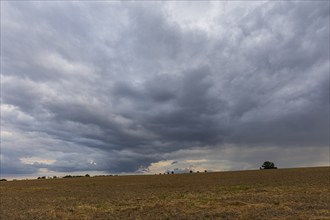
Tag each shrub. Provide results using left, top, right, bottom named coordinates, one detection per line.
left=63, top=175, right=72, bottom=178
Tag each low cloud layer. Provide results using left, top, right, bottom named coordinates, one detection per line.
left=1, top=1, right=329, bottom=177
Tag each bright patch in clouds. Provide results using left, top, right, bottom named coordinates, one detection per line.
left=20, top=157, right=56, bottom=165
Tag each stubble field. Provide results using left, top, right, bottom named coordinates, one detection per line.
left=0, top=167, right=329, bottom=219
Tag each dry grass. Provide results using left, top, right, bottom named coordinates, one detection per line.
left=1, top=167, right=329, bottom=219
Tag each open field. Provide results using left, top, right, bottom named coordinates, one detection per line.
left=0, top=167, right=329, bottom=219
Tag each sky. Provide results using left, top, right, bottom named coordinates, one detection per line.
left=1, top=1, right=329, bottom=178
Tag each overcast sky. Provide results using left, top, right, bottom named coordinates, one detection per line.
left=1, top=1, right=329, bottom=178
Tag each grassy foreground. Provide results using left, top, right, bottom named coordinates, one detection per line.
left=0, top=167, right=329, bottom=219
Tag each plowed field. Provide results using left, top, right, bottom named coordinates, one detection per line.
left=1, top=167, right=329, bottom=219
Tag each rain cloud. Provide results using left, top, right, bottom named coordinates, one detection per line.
left=1, top=1, right=329, bottom=177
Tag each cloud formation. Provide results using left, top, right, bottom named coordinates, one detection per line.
left=1, top=1, right=329, bottom=177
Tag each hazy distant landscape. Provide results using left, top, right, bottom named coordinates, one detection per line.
left=1, top=167, right=329, bottom=219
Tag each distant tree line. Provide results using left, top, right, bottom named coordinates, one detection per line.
left=35, top=174, right=117, bottom=180
left=37, top=174, right=91, bottom=179
left=158, top=170, right=208, bottom=175
left=63, top=174, right=90, bottom=178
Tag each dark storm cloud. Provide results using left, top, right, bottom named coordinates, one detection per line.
left=1, top=1, right=329, bottom=176
left=142, top=67, right=228, bottom=145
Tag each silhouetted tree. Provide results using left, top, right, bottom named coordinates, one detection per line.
left=260, top=161, right=277, bottom=169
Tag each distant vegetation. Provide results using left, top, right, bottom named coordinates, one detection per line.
left=36, top=174, right=92, bottom=179
left=34, top=174, right=115, bottom=180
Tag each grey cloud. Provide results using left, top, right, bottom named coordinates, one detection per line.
left=1, top=1, right=328, bottom=176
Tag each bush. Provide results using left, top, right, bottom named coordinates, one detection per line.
left=63, top=175, right=73, bottom=178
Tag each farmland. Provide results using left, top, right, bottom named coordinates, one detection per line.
left=0, top=167, right=329, bottom=219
